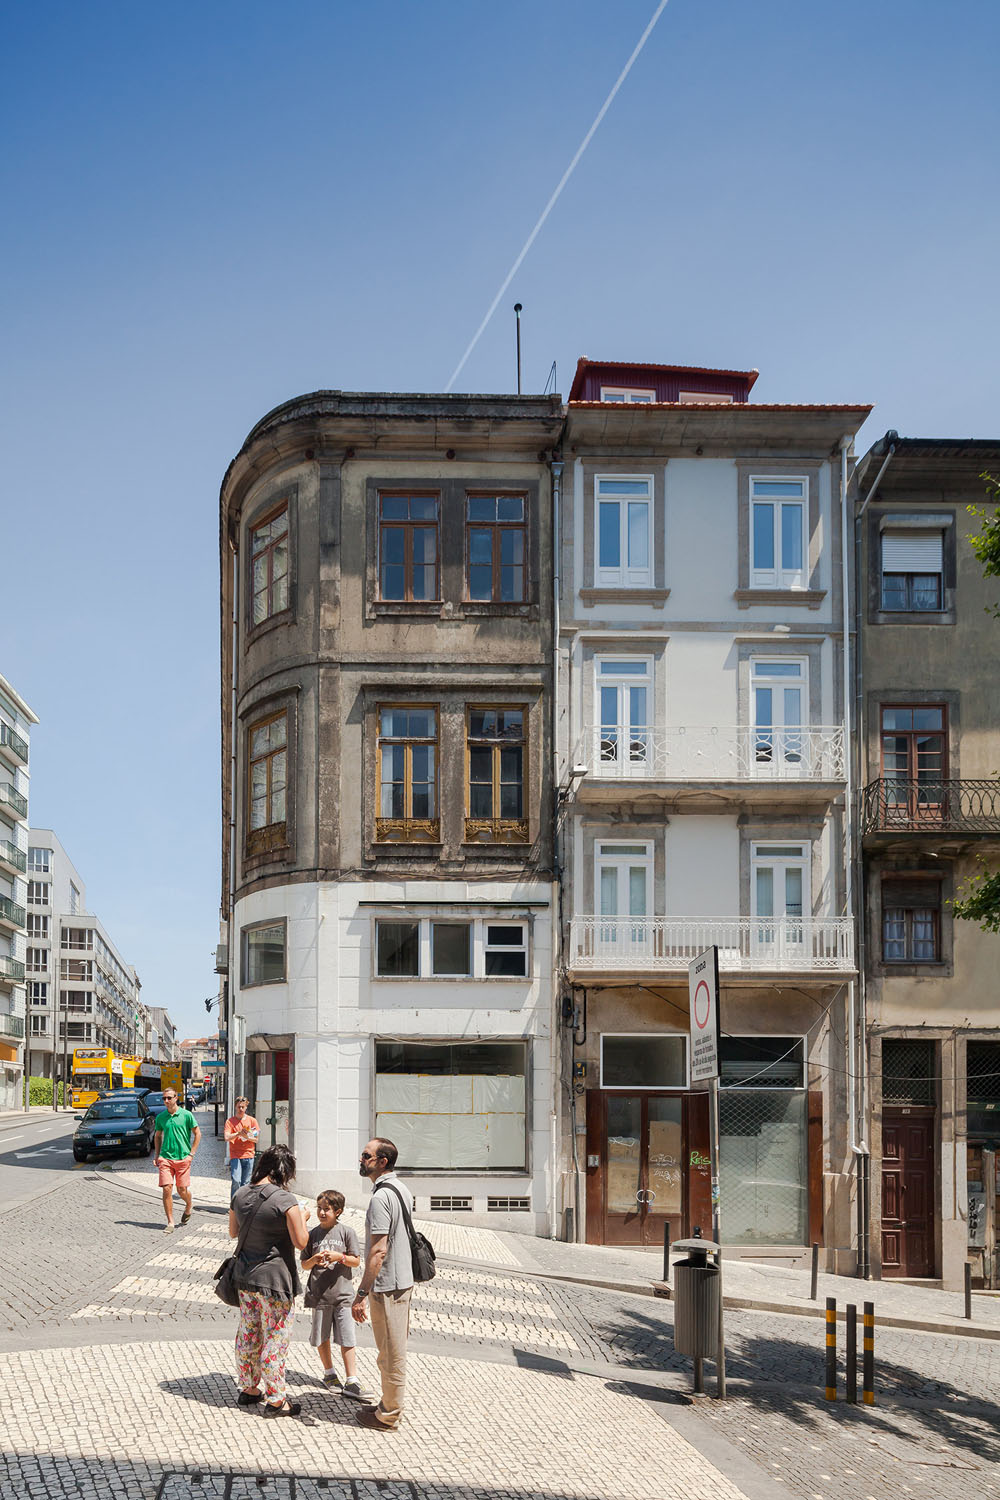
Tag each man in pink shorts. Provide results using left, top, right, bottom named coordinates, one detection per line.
left=154, top=1088, right=201, bottom=1233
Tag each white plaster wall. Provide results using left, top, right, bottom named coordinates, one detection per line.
left=664, top=817, right=740, bottom=916
left=665, top=634, right=737, bottom=728
left=665, top=458, right=737, bottom=620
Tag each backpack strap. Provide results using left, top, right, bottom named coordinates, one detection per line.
left=373, top=1180, right=417, bottom=1249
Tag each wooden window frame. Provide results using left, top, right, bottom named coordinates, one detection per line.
left=246, top=710, right=288, bottom=856
left=376, top=704, right=440, bottom=843
left=465, top=705, right=528, bottom=844
left=249, top=502, right=290, bottom=627
left=377, top=492, right=441, bottom=603
left=464, top=493, right=528, bottom=604
left=881, top=896, right=941, bottom=965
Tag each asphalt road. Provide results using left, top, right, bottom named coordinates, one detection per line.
left=0, top=1108, right=81, bottom=1209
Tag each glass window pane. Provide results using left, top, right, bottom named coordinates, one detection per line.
left=377, top=922, right=419, bottom=977
left=600, top=685, right=619, bottom=726
left=469, top=529, right=492, bottom=565
left=753, top=661, right=802, bottom=677
left=408, top=711, right=435, bottom=739
left=781, top=504, right=803, bottom=571
left=602, top=1035, right=686, bottom=1088
left=272, top=540, right=288, bottom=581
left=381, top=564, right=405, bottom=599
left=881, top=575, right=907, bottom=609
left=784, top=868, right=803, bottom=917
left=913, top=709, right=944, bottom=730
left=755, top=687, right=772, bottom=727
left=629, top=867, right=647, bottom=917
left=599, top=502, right=621, bottom=568
left=497, top=496, right=524, bottom=521
left=412, top=528, right=436, bottom=564
left=627, top=502, right=648, bottom=570
left=485, top=949, right=527, bottom=976
left=500, top=529, right=524, bottom=565
left=380, top=496, right=409, bottom=520
left=409, top=496, right=438, bottom=520
left=469, top=564, right=492, bottom=600
left=600, top=660, right=648, bottom=676
left=753, top=503, right=774, bottom=569
left=598, top=480, right=650, bottom=496
left=487, top=925, right=523, bottom=946
left=600, top=867, right=618, bottom=916
left=648, top=1098, right=684, bottom=1214
left=606, top=1096, right=642, bottom=1211
left=468, top=496, right=496, bottom=522
left=432, top=923, right=471, bottom=976
left=752, top=480, right=805, bottom=497
left=755, top=868, right=774, bottom=917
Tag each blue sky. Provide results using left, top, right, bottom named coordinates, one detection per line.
left=2, top=0, right=997, bottom=1040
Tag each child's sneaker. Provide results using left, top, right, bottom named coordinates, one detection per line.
left=341, top=1378, right=377, bottom=1404
left=321, top=1369, right=342, bottom=1390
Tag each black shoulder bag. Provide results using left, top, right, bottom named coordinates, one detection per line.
left=374, top=1181, right=436, bottom=1283
left=214, top=1184, right=274, bottom=1306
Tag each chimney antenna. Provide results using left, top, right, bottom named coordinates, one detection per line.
left=514, top=303, right=523, bottom=394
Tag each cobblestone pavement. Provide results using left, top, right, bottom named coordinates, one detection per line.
left=5, top=1163, right=1000, bottom=1500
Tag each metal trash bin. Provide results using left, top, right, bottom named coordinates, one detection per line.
left=671, top=1237, right=721, bottom=1359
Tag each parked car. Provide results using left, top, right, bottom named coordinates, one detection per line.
left=73, top=1098, right=155, bottom=1161
left=141, top=1091, right=167, bottom=1117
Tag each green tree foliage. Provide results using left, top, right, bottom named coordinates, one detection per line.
left=27, top=1076, right=66, bottom=1106
left=952, top=472, right=1000, bottom=931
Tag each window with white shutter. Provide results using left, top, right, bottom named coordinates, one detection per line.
left=881, top=530, right=943, bottom=611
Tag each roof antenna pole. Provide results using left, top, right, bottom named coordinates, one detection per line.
left=514, top=303, right=523, bottom=395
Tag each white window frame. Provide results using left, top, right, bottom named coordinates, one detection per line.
left=373, top=917, right=531, bottom=980
left=241, top=920, right=287, bottom=987
left=750, top=477, right=807, bottom=590
left=599, top=1032, right=689, bottom=1089
left=27, top=848, right=50, bottom=873
left=30, top=1015, right=49, bottom=1036
left=751, top=657, right=808, bottom=774
left=599, top=386, right=656, bottom=403
left=595, top=474, right=654, bottom=589
left=595, top=841, right=654, bottom=918
left=595, top=656, right=654, bottom=775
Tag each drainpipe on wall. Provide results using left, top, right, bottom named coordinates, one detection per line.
left=852, top=432, right=896, bottom=1279
left=550, top=458, right=572, bottom=1240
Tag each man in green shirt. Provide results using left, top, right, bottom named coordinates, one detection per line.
left=154, top=1088, right=201, bottom=1233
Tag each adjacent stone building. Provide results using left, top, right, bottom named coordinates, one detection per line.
left=220, top=391, right=564, bottom=1223
left=856, top=435, right=1000, bottom=1289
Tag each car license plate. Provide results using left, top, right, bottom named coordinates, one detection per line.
left=104, top=1137, right=122, bottom=1145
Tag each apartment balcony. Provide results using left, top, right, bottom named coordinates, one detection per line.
left=0, top=1011, right=25, bottom=1041
left=567, top=915, right=854, bottom=979
left=0, top=723, right=28, bottom=768
left=0, top=955, right=25, bottom=982
left=862, top=780, right=1000, bottom=843
left=0, top=783, right=28, bottom=824
left=571, top=724, right=845, bottom=810
left=0, top=839, right=26, bottom=878
left=0, top=895, right=26, bottom=933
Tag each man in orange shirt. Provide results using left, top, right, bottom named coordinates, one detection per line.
left=224, top=1095, right=260, bottom=1200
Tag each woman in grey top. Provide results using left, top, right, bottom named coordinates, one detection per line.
left=229, top=1144, right=309, bottom=1416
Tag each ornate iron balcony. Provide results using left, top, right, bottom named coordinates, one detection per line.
left=568, top=916, right=854, bottom=972
left=862, top=779, right=1000, bottom=835
left=574, top=724, right=845, bottom=782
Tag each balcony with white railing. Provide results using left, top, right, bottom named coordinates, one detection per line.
left=571, top=724, right=845, bottom=808
left=567, top=915, right=854, bottom=976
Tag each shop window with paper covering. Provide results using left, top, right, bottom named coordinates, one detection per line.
left=719, top=1036, right=807, bottom=1245
left=375, top=1040, right=526, bottom=1171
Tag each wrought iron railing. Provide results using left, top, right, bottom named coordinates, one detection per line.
left=574, top=724, right=845, bottom=782
left=0, top=839, right=26, bottom=873
left=0, top=722, right=28, bottom=764
left=568, top=916, right=854, bottom=972
left=862, top=779, right=1000, bottom=835
left=0, top=955, right=25, bottom=982
left=0, top=895, right=26, bottom=929
left=0, top=783, right=28, bottom=820
left=0, top=1011, right=25, bottom=1040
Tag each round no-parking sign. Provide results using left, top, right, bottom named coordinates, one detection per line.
left=688, top=947, right=720, bottom=1081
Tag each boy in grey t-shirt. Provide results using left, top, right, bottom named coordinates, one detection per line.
left=300, top=1190, right=374, bottom=1401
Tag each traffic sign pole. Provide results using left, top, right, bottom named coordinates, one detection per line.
left=689, top=945, right=726, bottom=1398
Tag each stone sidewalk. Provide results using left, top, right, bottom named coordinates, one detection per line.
left=107, top=1112, right=1000, bottom=1341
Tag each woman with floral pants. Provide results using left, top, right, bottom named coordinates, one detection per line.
left=229, top=1144, right=309, bottom=1416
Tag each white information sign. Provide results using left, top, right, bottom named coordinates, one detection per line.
left=688, top=946, right=720, bottom=1082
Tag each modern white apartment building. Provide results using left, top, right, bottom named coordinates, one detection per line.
left=24, top=830, right=144, bottom=1083
left=0, top=672, right=37, bottom=1110
left=556, top=359, right=871, bottom=1268
left=147, top=1006, right=178, bottom=1062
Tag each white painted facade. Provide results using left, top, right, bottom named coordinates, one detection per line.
left=0, top=671, right=36, bottom=1111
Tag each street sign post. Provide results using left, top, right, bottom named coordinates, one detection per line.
left=688, top=945, right=726, bottom=1397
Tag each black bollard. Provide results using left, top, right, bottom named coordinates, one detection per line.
left=825, top=1297, right=837, bottom=1401
left=811, top=1242, right=819, bottom=1300
left=662, top=1222, right=671, bottom=1285
left=845, top=1304, right=857, bottom=1404
left=965, top=1261, right=973, bottom=1320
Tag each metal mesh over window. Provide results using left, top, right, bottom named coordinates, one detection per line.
left=881, top=1038, right=935, bottom=1105
left=719, top=1090, right=807, bottom=1246
left=968, top=1042, right=1000, bottom=1104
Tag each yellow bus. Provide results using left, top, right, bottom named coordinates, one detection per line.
left=70, top=1048, right=140, bottom=1109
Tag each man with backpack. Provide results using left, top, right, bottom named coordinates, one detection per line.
left=352, top=1136, right=414, bottom=1431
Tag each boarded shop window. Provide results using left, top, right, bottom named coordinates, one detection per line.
left=600, top=1034, right=686, bottom=1089
left=375, top=1040, right=526, bottom=1171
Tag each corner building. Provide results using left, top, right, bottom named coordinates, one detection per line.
left=557, top=359, right=871, bottom=1267
left=221, top=392, right=563, bottom=1228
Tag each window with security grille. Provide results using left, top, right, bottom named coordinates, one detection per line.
left=719, top=1089, right=807, bottom=1245
left=881, top=1038, right=935, bottom=1105
left=968, top=1041, right=1000, bottom=1139
left=720, top=1037, right=804, bottom=1089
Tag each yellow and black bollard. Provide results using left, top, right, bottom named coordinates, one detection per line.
left=825, top=1296, right=837, bottom=1400
left=862, top=1300, right=875, bottom=1405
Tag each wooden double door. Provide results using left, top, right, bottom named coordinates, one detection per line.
left=586, top=1091, right=711, bottom=1246
left=881, top=1109, right=935, bottom=1277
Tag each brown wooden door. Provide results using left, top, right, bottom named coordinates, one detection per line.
left=881, top=1110, right=935, bottom=1277
left=599, top=1093, right=685, bottom=1246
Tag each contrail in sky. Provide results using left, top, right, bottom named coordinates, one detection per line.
left=445, top=0, right=670, bottom=393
